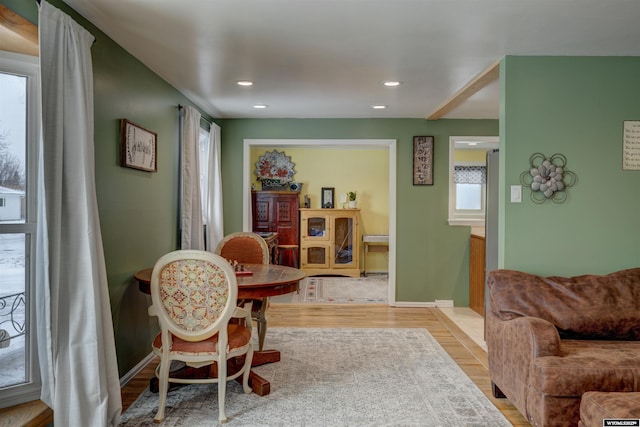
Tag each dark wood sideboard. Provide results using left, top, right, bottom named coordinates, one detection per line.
left=251, top=191, right=300, bottom=267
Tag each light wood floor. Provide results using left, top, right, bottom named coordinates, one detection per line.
left=121, top=304, right=530, bottom=426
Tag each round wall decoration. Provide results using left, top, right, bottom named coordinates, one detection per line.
left=254, top=150, right=296, bottom=190
left=519, top=153, right=576, bottom=204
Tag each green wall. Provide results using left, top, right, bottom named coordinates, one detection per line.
left=3, top=0, right=499, bottom=378
left=500, top=56, right=640, bottom=276
left=220, top=119, right=498, bottom=302
left=2, top=0, right=214, bottom=376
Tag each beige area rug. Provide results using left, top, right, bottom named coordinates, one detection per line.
left=119, top=328, right=511, bottom=426
left=291, top=275, right=388, bottom=303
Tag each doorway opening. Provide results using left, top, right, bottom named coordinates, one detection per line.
left=242, top=139, right=397, bottom=305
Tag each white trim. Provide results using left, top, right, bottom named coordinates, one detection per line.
left=393, top=301, right=437, bottom=308
left=447, top=218, right=485, bottom=227
left=0, top=50, right=41, bottom=410
left=393, top=299, right=454, bottom=308
left=448, top=136, right=498, bottom=227
left=435, top=299, right=455, bottom=307
left=243, top=139, right=397, bottom=305
left=119, top=352, right=156, bottom=387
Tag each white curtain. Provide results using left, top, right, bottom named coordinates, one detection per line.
left=204, top=123, right=224, bottom=250
left=180, top=105, right=204, bottom=249
left=36, top=2, right=121, bottom=426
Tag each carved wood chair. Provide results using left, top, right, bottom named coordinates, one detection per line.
left=215, top=232, right=271, bottom=351
left=148, top=250, right=254, bottom=423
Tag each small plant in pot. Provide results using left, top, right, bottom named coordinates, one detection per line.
left=347, top=191, right=357, bottom=208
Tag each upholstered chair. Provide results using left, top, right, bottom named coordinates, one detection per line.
left=215, top=232, right=271, bottom=351
left=148, top=250, right=254, bottom=423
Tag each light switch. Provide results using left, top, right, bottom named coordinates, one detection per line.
left=510, top=185, right=522, bottom=203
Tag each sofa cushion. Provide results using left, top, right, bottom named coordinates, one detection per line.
left=529, top=340, right=640, bottom=396
left=580, top=391, right=640, bottom=427
left=488, top=268, right=640, bottom=339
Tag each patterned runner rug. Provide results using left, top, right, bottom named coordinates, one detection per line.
left=291, top=275, right=388, bottom=303
left=119, top=328, right=510, bottom=426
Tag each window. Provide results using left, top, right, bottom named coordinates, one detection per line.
left=198, top=126, right=210, bottom=244
left=448, top=136, right=498, bottom=227
left=0, top=51, right=41, bottom=408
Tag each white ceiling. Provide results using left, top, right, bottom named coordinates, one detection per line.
left=64, top=0, right=640, bottom=120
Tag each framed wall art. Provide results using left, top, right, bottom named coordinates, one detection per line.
left=413, top=136, right=434, bottom=185
left=120, top=119, right=157, bottom=172
left=321, top=187, right=335, bottom=208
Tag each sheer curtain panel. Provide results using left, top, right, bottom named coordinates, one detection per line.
left=204, top=123, right=224, bottom=251
left=181, top=105, right=204, bottom=249
left=37, top=2, right=121, bottom=425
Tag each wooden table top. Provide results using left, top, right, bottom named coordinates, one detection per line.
left=134, top=263, right=305, bottom=299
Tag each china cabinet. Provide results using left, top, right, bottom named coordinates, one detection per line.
left=251, top=191, right=299, bottom=266
left=299, top=208, right=360, bottom=277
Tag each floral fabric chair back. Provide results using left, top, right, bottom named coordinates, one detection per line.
left=156, top=256, right=234, bottom=339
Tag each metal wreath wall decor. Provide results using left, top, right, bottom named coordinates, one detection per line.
left=519, top=153, right=577, bottom=204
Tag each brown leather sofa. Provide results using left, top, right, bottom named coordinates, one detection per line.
left=486, top=268, right=640, bottom=427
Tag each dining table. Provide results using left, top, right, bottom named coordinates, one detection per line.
left=134, top=262, right=305, bottom=396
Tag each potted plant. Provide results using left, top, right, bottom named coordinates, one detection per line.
left=347, top=191, right=357, bottom=208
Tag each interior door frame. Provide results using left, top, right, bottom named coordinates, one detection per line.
left=243, top=139, right=397, bottom=305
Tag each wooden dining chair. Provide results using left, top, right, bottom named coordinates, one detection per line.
left=148, top=250, right=254, bottom=424
left=215, top=232, right=271, bottom=351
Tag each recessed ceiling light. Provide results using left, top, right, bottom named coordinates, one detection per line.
left=253, top=104, right=268, bottom=109
left=384, top=81, right=401, bottom=87
left=372, top=105, right=387, bottom=110
left=237, top=80, right=253, bottom=86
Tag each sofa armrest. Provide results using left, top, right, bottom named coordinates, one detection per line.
left=487, top=309, right=561, bottom=417
left=513, top=316, right=562, bottom=358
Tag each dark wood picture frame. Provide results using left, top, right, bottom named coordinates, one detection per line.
left=321, top=187, right=335, bottom=208
left=120, top=119, right=158, bottom=172
left=413, top=136, right=434, bottom=185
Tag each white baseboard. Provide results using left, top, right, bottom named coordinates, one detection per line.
left=435, top=299, right=454, bottom=307
left=120, top=352, right=156, bottom=387
left=393, top=301, right=435, bottom=307
left=392, top=299, right=454, bottom=308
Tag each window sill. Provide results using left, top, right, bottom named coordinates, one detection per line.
left=0, top=400, right=52, bottom=427
left=447, top=218, right=485, bottom=227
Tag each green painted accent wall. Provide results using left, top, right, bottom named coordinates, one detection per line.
left=500, top=56, right=640, bottom=276
left=220, top=119, right=498, bottom=303
left=3, top=0, right=499, bottom=379
left=2, top=0, right=214, bottom=376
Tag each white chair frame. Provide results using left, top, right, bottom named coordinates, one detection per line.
left=148, top=250, right=254, bottom=423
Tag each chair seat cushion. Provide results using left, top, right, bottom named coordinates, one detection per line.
left=153, top=324, right=252, bottom=355
left=530, top=340, right=640, bottom=396
left=580, top=391, right=640, bottom=427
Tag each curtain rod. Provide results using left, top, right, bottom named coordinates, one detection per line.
left=178, top=104, right=212, bottom=126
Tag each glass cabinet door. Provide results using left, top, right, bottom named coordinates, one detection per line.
left=304, top=245, right=329, bottom=268
left=305, top=216, right=328, bottom=239
left=333, top=216, right=354, bottom=265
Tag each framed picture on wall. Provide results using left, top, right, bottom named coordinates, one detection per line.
left=120, top=119, right=157, bottom=172
left=413, top=136, right=434, bottom=185
left=321, top=187, right=335, bottom=208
